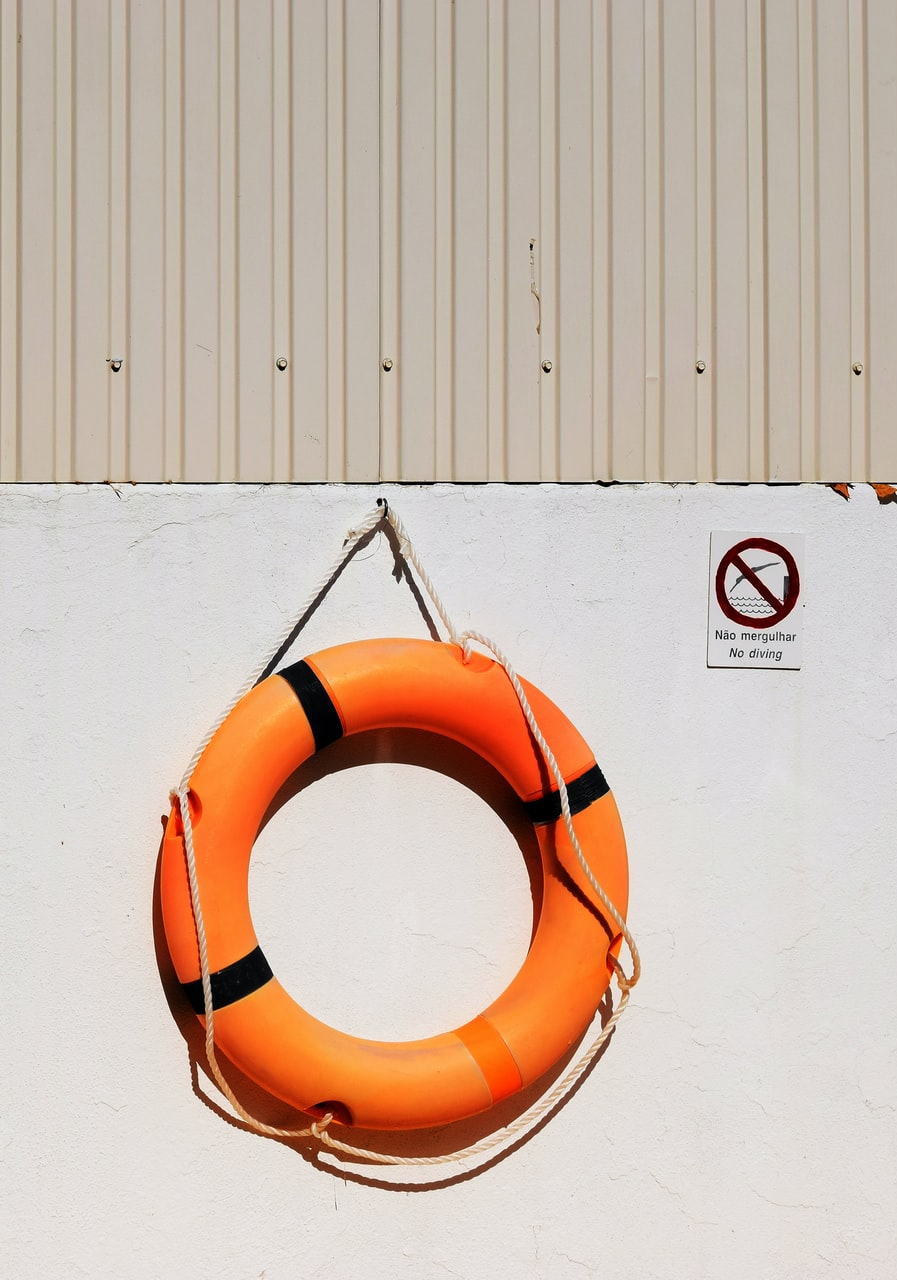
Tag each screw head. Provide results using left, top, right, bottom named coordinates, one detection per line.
left=695, top=360, right=706, bottom=374
left=852, top=362, right=863, bottom=376
left=275, top=357, right=288, bottom=371
left=541, top=359, right=552, bottom=373
left=108, top=358, right=123, bottom=373
left=381, top=358, right=394, bottom=372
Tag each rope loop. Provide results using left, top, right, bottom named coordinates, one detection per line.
left=174, top=501, right=639, bottom=1167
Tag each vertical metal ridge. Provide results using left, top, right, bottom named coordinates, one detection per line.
left=586, top=0, right=597, bottom=481
left=105, top=0, right=114, bottom=476
left=14, top=0, right=23, bottom=481
left=655, top=0, right=666, bottom=483
left=538, top=0, right=558, bottom=481
left=643, top=0, right=662, bottom=481
left=747, top=0, right=768, bottom=480
left=592, top=0, right=611, bottom=480
left=232, top=0, right=241, bottom=478
left=486, top=0, right=507, bottom=479
left=55, top=0, right=74, bottom=481
left=797, top=0, right=818, bottom=480
left=816, top=0, right=852, bottom=481
left=435, top=0, right=454, bottom=479
left=391, top=0, right=440, bottom=481
left=557, top=0, right=597, bottom=480
left=162, top=0, right=184, bottom=478
left=53, top=0, right=60, bottom=476
left=18, top=2, right=53, bottom=478
left=694, top=0, right=712, bottom=479
left=342, top=0, right=379, bottom=481
left=217, top=0, right=224, bottom=480
left=123, top=0, right=131, bottom=477
left=660, top=0, right=697, bottom=481
left=707, top=0, right=718, bottom=479
left=504, top=0, right=540, bottom=480
left=452, top=0, right=486, bottom=479
left=177, top=0, right=187, bottom=479
left=290, top=1, right=329, bottom=480
left=847, top=0, right=869, bottom=478
left=128, top=0, right=163, bottom=479
left=269, top=0, right=278, bottom=480
left=763, top=0, right=800, bottom=481
left=70, top=0, right=113, bottom=479
left=605, top=0, right=615, bottom=478
left=325, top=0, right=346, bottom=479
left=339, top=0, right=349, bottom=480
left=109, top=0, right=129, bottom=479
left=15, top=0, right=21, bottom=480
left=609, top=0, right=647, bottom=478
left=218, top=0, right=237, bottom=481
left=379, top=0, right=399, bottom=482
left=104, top=0, right=110, bottom=476
left=273, top=0, right=292, bottom=479
left=865, top=0, right=897, bottom=478
left=715, top=0, right=749, bottom=481
left=233, top=0, right=275, bottom=480
left=0, top=0, right=19, bottom=478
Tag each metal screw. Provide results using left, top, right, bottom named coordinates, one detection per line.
left=108, top=358, right=123, bottom=373
left=695, top=360, right=706, bottom=374
left=541, top=360, right=553, bottom=373
left=852, top=362, right=863, bottom=376
left=382, top=358, right=394, bottom=372
left=275, top=357, right=288, bottom=371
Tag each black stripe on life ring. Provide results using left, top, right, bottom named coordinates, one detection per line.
left=278, top=659, right=344, bottom=750
left=525, top=763, right=610, bottom=826
left=181, top=945, right=274, bottom=1014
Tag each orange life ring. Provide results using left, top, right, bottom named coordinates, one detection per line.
left=161, top=637, right=629, bottom=1131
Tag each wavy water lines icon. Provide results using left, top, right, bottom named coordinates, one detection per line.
left=727, top=560, right=791, bottom=617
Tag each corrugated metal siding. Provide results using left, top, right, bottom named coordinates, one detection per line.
left=1, top=0, right=895, bottom=482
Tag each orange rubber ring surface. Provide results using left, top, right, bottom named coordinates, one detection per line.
left=161, top=638, right=629, bottom=1131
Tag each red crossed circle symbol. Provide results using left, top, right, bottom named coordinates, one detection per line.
left=715, top=538, right=800, bottom=629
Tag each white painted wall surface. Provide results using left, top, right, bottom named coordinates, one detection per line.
left=1, top=482, right=894, bottom=1278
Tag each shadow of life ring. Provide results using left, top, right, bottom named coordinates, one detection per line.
left=160, top=637, right=629, bottom=1132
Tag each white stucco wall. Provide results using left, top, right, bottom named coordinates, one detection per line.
left=1, top=482, right=894, bottom=1279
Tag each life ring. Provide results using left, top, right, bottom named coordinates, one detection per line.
left=161, top=637, right=628, bottom=1131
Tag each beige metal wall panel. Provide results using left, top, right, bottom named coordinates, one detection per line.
left=1, top=0, right=896, bottom=481
left=1, top=0, right=379, bottom=482
left=381, top=0, right=896, bottom=482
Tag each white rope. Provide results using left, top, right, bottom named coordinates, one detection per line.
left=453, top=629, right=639, bottom=989
left=174, top=500, right=639, bottom=1166
left=175, top=778, right=333, bottom=1143
left=178, top=502, right=386, bottom=785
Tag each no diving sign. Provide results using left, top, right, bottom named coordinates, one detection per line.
left=708, top=532, right=804, bottom=669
